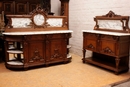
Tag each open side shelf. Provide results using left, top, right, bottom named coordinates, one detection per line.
left=7, top=50, right=23, bottom=54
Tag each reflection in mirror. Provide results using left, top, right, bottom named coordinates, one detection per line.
left=98, top=20, right=123, bottom=30
left=51, top=0, right=61, bottom=16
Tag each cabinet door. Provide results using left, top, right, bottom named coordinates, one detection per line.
left=45, top=34, right=67, bottom=63
left=83, top=32, right=99, bottom=52
left=23, top=35, right=45, bottom=66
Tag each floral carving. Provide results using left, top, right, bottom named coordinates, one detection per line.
left=29, top=49, right=44, bottom=62
left=102, top=47, right=114, bottom=55
left=87, top=44, right=95, bottom=50
left=51, top=49, right=62, bottom=59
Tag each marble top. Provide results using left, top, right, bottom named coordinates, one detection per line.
left=82, top=30, right=130, bottom=36
left=3, top=30, right=73, bottom=35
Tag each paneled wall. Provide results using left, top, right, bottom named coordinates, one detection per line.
left=0, top=0, right=51, bottom=15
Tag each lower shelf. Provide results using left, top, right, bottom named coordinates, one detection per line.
left=83, top=57, right=129, bottom=74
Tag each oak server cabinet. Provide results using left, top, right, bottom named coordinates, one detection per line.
left=4, top=32, right=72, bottom=69
left=82, top=11, right=130, bottom=74
left=3, top=3, right=72, bottom=70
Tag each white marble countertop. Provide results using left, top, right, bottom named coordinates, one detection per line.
left=82, top=30, right=130, bottom=36
left=3, top=30, right=73, bottom=35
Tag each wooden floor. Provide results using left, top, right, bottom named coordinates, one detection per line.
left=0, top=53, right=130, bottom=87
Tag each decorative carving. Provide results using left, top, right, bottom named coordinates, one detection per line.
left=102, top=47, right=114, bottom=54
left=29, top=48, right=44, bottom=62
left=103, top=11, right=120, bottom=17
left=51, top=49, right=63, bottom=59
left=0, top=11, right=5, bottom=32
left=86, top=44, right=95, bottom=50
left=61, top=3, right=65, bottom=16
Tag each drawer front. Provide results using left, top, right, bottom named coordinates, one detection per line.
left=84, top=32, right=98, bottom=39
left=46, top=33, right=71, bottom=39
left=24, top=35, right=45, bottom=41
left=100, top=35, right=119, bottom=41
left=83, top=33, right=99, bottom=51
left=84, top=39, right=97, bottom=51
left=100, top=40, right=116, bottom=56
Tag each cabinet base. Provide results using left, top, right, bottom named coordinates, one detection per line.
left=5, top=57, right=72, bottom=70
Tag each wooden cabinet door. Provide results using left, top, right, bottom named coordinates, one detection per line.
left=45, top=34, right=67, bottom=63
left=23, top=35, right=45, bottom=66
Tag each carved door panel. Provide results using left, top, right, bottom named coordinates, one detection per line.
left=23, top=35, right=45, bottom=66
left=45, top=34, right=67, bottom=63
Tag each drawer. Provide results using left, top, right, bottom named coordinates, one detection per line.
left=84, top=32, right=99, bottom=39
left=100, top=35, right=119, bottom=41
left=83, top=33, right=99, bottom=51
left=24, top=35, right=45, bottom=41
left=46, top=33, right=70, bottom=39
left=100, top=40, right=116, bottom=56
left=84, top=39, right=97, bottom=51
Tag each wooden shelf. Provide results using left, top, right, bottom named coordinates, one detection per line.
left=7, top=60, right=23, bottom=65
left=7, top=50, right=23, bottom=54
left=84, top=57, right=128, bottom=73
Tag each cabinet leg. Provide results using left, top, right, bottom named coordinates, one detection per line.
left=82, top=49, right=86, bottom=63
left=115, top=57, right=120, bottom=74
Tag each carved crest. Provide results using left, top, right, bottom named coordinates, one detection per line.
left=103, top=10, right=120, bottom=17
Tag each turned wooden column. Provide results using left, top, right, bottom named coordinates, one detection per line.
left=60, top=0, right=69, bottom=28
